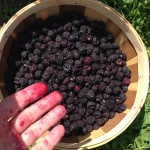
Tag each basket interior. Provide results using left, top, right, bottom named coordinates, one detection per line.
left=0, top=4, right=138, bottom=144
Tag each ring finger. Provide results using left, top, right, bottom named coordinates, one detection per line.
left=20, top=105, right=66, bottom=148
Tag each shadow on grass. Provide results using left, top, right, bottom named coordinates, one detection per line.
left=0, top=0, right=33, bottom=26
left=93, top=105, right=145, bottom=150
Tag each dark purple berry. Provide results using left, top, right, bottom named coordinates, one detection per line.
left=106, top=100, right=115, bottom=110
left=93, top=123, right=100, bottom=130
left=66, top=97, right=74, bottom=104
left=62, top=31, right=70, bottom=39
left=120, top=53, right=127, bottom=60
left=60, top=39, right=67, bottom=47
left=35, top=70, right=42, bottom=79
left=116, top=59, right=123, bottom=66
left=122, top=86, right=128, bottom=93
left=20, top=78, right=28, bottom=86
left=92, top=36, right=99, bottom=46
left=76, top=76, right=83, bottom=85
left=117, top=104, right=127, bottom=113
left=86, top=90, right=95, bottom=100
left=53, top=83, right=59, bottom=90
left=63, top=63, right=72, bottom=73
left=25, top=43, right=32, bottom=51
left=47, top=30, right=56, bottom=37
left=99, top=82, right=106, bottom=91
left=59, top=85, right=67, bottom=91
left=21, top=51, right=28, bottom=58
left=116, top=72, right=124, bottom=80
left=96, top=118, right=105, bottom=126
left=74, top=60, right=82, bottom=67
left=68, top=82, right=75, bottom=90
left=87, top=101, right=96, bottom=109
left=113, top=87, right=122, bottom=95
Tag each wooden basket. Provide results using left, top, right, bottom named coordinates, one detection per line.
left=0, top=0, right=149, bottom=149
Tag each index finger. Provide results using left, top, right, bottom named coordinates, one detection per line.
left=0, top=82, right=48, bottom=119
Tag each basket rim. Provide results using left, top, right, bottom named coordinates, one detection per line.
left=0, top=0, right=149, bottom=149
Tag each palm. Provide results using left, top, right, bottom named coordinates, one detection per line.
left=0, top=82, right=66, bottom=150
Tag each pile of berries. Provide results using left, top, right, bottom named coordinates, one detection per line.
left=5, top=12, right=131, bottom=136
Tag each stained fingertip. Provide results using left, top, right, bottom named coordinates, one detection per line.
left=51, top=125, right=65, bottom=135
left=49, top=91, right=62, bottom=102
left=56, top=105, right=67, bottom=116
left=16, top=82, right=48, bottom=103
left=44, top=125, right=65, bottom=147
left=32, top=125, right=65, bottom=150
left=23, top=82, right=48, bottom=97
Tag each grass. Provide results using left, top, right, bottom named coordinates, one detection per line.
left=0, top=0, right=150, bottom=149
left=94, top=1, right=150, bottom=149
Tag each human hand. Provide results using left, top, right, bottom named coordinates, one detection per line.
left=0, top=82, right=66, bottom=150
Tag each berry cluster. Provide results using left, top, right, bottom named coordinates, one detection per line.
left=5, top=12, right=131, bottom=136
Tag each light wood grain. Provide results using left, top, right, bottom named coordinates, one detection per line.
left=128, top=82, right=138, bottom=91
left=115, top=31, right=127, bottom=45
left=127, top=56, right=138, bottom=66
left=128, top=63, right=138, bottom=83
left=106, top=19, right=121, bottom=38
left=120, top=40, right=137, bottom=60
left=36, top=6, right=59, bottom=19
left=60, top=5, right=86, bottom=14
left=84, top=7, right=107, bottom=22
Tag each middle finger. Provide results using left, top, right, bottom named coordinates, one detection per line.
left=10, top=91, right=62, bottom=134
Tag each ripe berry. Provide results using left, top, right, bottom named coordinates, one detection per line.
left=106, top=100, right=115, bottom=110
left=86, top=34, right=93, bottom=42
left=116, top=72, right=124, bottom=80
left=47, top=30, right=56, bottom=37
left=117, top=104, right=127, bottom=113
left=120, top=53, right=127, bottom=60
left=84, top=65, right=92, bottom=72
left=86, top=90, right=95, bottom=100
left=35, top=70, right=42, bottom=79
left=63, top=63, right=72, bottom=73
left=74, top=85, right=81, bottom=92
left=84, top=57, right=91, bottom=65
left=60, top=39, right=67, bottom=47
left=92, top=36, right=99, bottom=46
left=78, top=45, right=87, bottom=55
left=24, top=42, right=32, bottom=51
left=21, top=51, right=28, bottom=58
left=59, top=85, right=67, bottom=91
left=40, top=44, right=47, bottom=52
left=53, top=84, right=59, bottom=90
left=116, top=59, right=123, bottom=66
left=42, top=27, right=48, bottom=34
left=99, top=82, right=106, bottom=91
left=122, top=86, right=128, bottom=93
left=68, top=82, right=75, bottom=90
left=74, top=60, right=82, bottom=67
left=42, top=72, right=50, bottom=81
left=96, top=118, right=105, bottom=126
left=93, top=123, right=100, bottom=130
left=76, top=76, right=83, bottom=85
